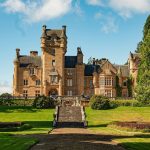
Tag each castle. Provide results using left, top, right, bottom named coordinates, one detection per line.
left=13, top=25, right=140, bottom=97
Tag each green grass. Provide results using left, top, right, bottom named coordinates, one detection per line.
left=0, top=134, right=38, bottom=150
left=86, top=106, right=150, bottom=150
left=0, top=106, right=54, bottom=134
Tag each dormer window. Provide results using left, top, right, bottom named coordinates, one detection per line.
left=29, top=68, right=35, bottom=75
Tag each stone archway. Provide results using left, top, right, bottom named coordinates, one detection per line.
left=49, top=89, right=58, bottom=96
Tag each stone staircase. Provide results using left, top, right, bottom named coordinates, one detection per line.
left=53, top=97, right=87, bottom=128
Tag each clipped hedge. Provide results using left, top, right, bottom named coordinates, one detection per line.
left=110, top=100, right=141, bottom=107
left=90, top=95, right=112, bottom=110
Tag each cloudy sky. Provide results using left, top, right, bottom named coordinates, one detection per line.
left=0, top=0, right=149, bottom=94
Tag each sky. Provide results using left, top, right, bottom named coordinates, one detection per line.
left=0, top=0, right=149, bottom=94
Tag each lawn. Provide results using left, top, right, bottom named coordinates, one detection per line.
left=0, top=106, right=54, bottom=150
left=86, top=106, right=150, bottom=150
left=0, top=106, right=54, bottom=134
left=0, top=134, right=38, bottom=150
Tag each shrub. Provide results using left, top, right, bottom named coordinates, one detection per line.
left=33, top=95, right=55, bottom=109
left=0, top=93, right=14, bottom=106
left=90, top=95, right=112, bottom=110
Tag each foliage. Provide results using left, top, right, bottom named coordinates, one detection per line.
left=90, top=95, right=112, bottom=110
left=110, top=100, right=140, bottom=107
left=0, top=93, right=13, bottom=106
left=127, top=77, right=133, bottom=97
left=33, top=95, right=55, bottom=109
left=136, top=15, right=150, bottom=105
left=115, top=76, right=122, bottom=97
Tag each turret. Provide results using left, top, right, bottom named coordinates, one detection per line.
left=77, top=47, right=83, bottom=64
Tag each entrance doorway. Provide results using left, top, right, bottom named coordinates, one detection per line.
left=49, top=89, right=58, bottom=96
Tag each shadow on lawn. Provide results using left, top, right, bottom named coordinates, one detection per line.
left=0, top=106, right=39, bottom=113
left=88, top=124, right=108, bottom=128
left=24, top=121, right=53, bottom=129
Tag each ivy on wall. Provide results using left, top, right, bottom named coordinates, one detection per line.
left=115, top=76, right=122, bottom=97
left=127, top=77, right=133, bottom=97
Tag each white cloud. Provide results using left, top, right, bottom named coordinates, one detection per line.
left=109, top=0, right=150, bottom=18
left=0, top=81, right=12, bottom=94
left=101, top=16, right=118, bottom=34
left=0, top=0, right=72, bottom=23
left=86, top=0, right=150, bottom=18
left=73, top=0, right=84, bottom=16
left=86, top=0, right=103, bottom=6
left=94, top=12, right=102, bottom=19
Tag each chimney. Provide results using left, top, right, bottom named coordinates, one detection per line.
left=30, top=51, right=38, bottom=56
left=16, top=48, right=20, bottom=58
left=93, top=58, right=95, bottom=65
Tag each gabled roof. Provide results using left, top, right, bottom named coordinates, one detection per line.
left=114, top=65, right=129, bottom=77
left=65, top=56, right=77, bottom=68
left=19, top=56, right=42, bottom=68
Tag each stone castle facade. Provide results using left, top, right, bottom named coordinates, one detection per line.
left=13, top=25, right=140, bottom=97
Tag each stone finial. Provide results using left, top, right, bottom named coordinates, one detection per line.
left=118, top=66, right=122, bottom=76
left=62, top=25, right=66, bottom=32
left=41, top=25, right=47, bottom=38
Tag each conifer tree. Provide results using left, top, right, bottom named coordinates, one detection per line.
left=136, top=15, right=150, bottom=104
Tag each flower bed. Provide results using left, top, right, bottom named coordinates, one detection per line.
left=109, top=121, right=150, bottom=132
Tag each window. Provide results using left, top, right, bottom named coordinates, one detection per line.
left=105, top=77, right=112, bottom=86
left=123, top=81, right=127, bottom=86
left=24, top=80, right=28, bottom=86
left=23, top=90, right=28, bottom=97
left=67, top=90, right=72, bottom=96
left=36, top=80, right=41, bottom=86
left=51, top=49, right=55, bottom=56
left=67, top=79, right=72, bottom=86
left=89, top=80, right=93, bottom=88
left=67, top=69, right=72, bottom=75
left=52, top=60, right=55, bottom=66
left=30, top=68, right=35, bottom=75
left=100, top=77, right=105, bottom=86
left=51, top=75, right=58, bottom=84
left=35, top=90, right=40, bottom=97
left=105, top=90, right=112, bottom=97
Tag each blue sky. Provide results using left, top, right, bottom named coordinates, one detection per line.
left=0, top=0, right=149, bottom=93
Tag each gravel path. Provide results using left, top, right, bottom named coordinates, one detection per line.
left=30, top=128, right=126, bottom=150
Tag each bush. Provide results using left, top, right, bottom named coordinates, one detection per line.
left=110, top=100, right=141, bottom=107
left=90, top=95, right=112, bottom=110
left=0, top=93, right=14, bottom=106
left=33, top=95, right=55, bottom=109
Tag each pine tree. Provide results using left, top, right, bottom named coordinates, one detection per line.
left=136, top=15, right=150, bottom=104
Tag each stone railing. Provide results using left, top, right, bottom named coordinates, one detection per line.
left=53, top=106, right=59, bottom=127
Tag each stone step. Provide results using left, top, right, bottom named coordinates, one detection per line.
left=56, top=122, right=85, bottom=128
left=58, top=106, right=82, bottom=122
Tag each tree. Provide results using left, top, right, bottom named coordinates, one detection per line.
left=136, top=15, right=150, bottom=105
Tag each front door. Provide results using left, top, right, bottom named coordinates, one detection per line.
left=49, top=89, right=58, bottom=96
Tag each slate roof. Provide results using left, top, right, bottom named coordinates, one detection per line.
left=84, top=65, right=100, bottom=76
left=65, top=56, right=77, bottom=68
left=19, top=55, right=42, bottom=68
left=114, top=65, right=129, bottom=77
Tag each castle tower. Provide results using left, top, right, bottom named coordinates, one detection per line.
left=41, top=25, right=67, bottom=96
left=13, top=49, right=20, bottom=96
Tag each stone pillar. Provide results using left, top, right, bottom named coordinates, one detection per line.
left=13, top=60, right=19, bottom=95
